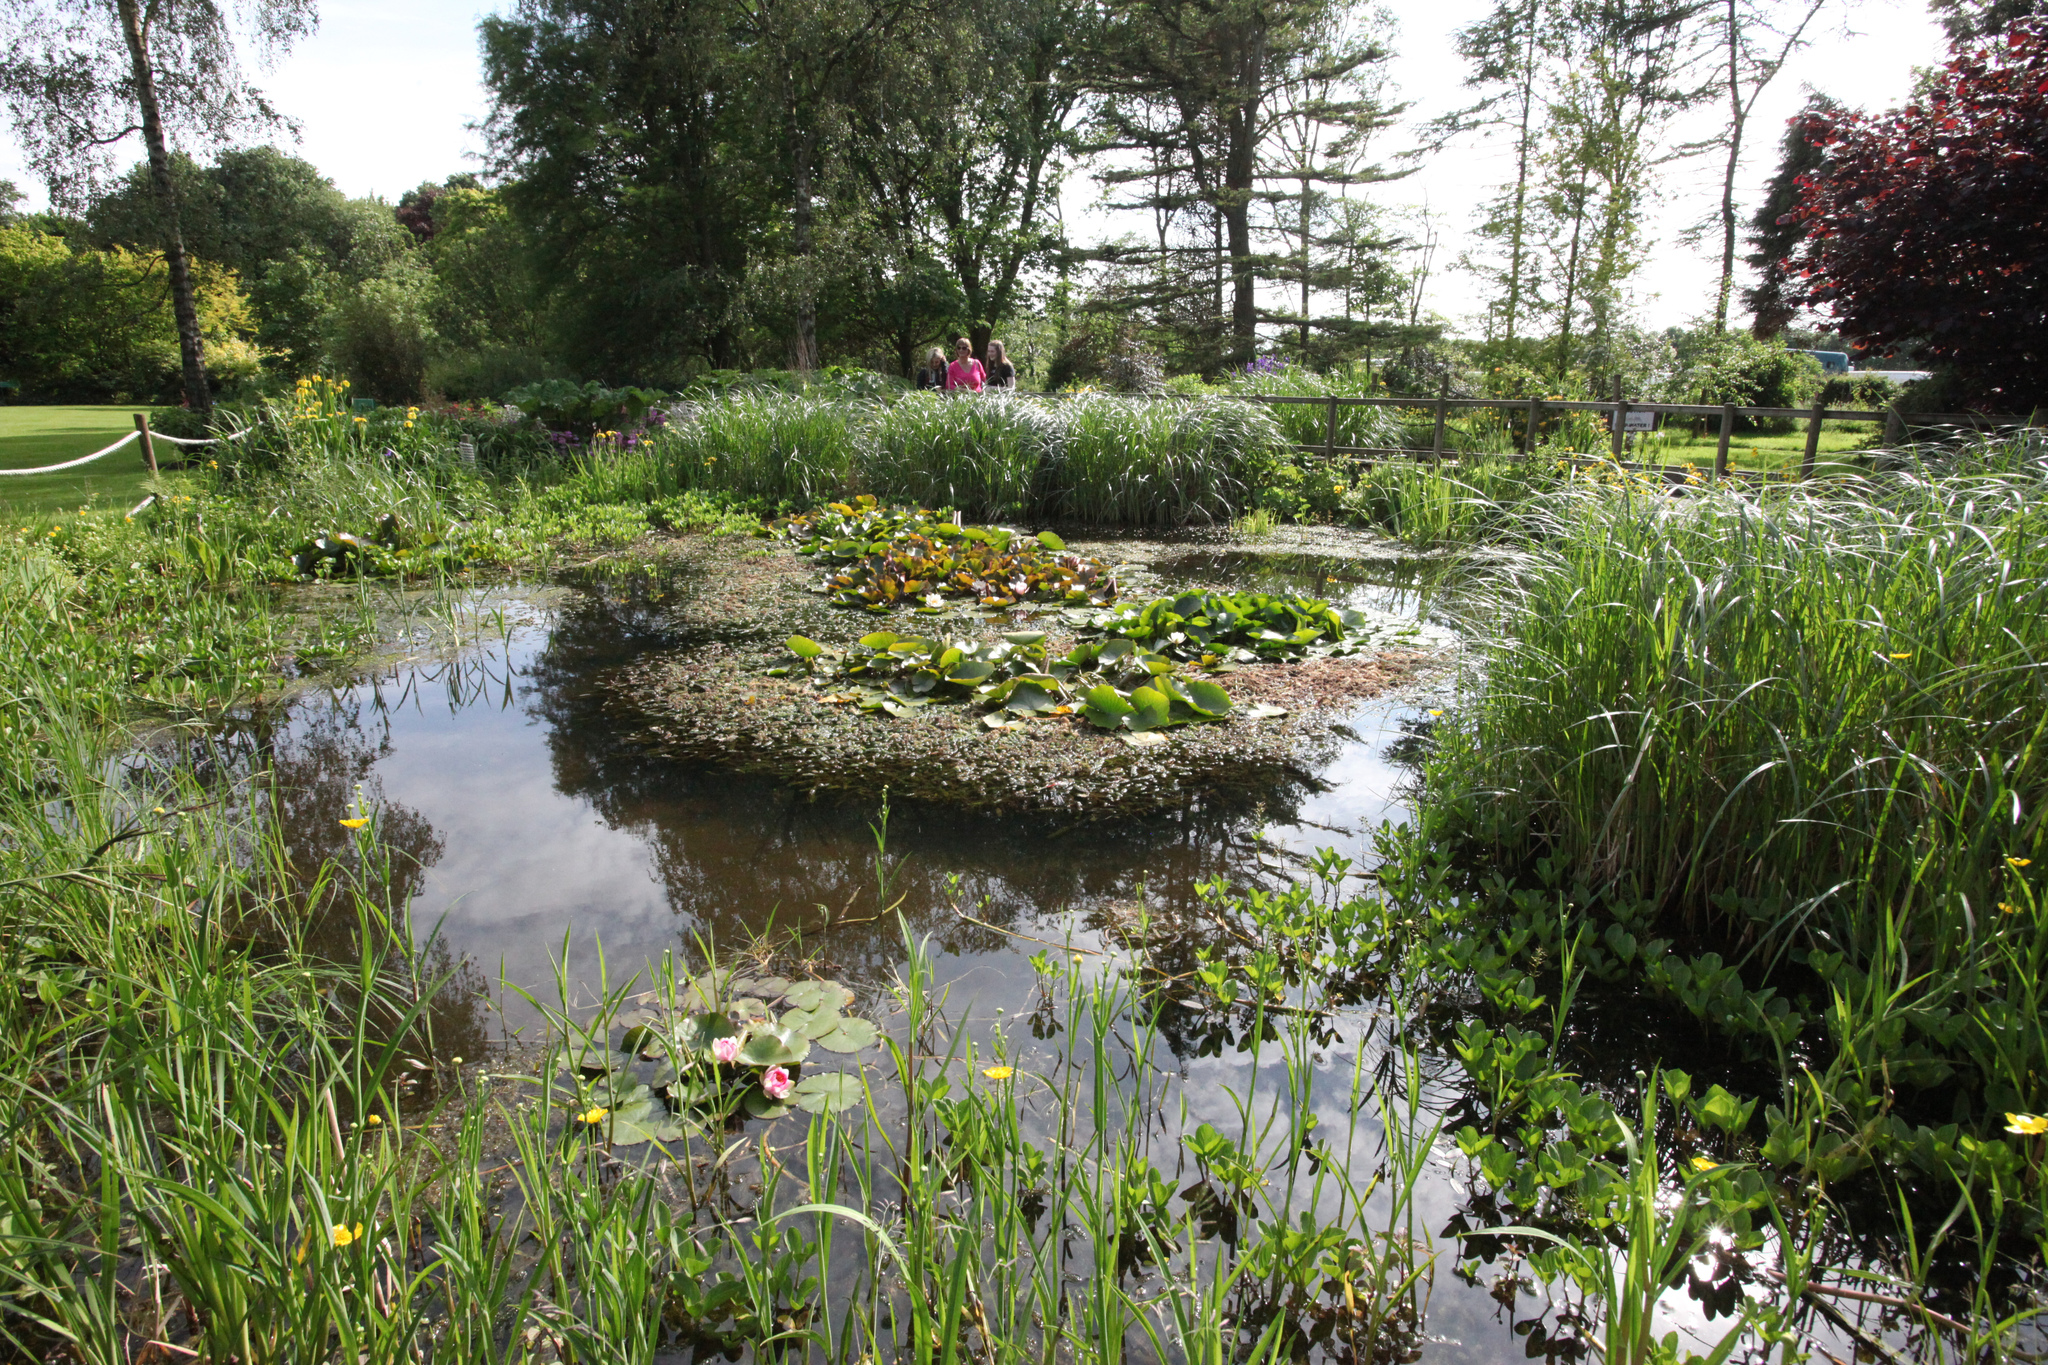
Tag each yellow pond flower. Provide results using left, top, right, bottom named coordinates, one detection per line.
left=339, top=817, right=369, bottom=829
left=982, top=1065, right=1014, bottom=1081
left=331, top=1222, right=364, bottom=1247
left=1690, top=1155, right=1717, bottom=1172
left=2011, top=858, right=2034, bottom=869
left=576, top=1105, right=609, bottom=1125
left=2002, top=902, right=2020, bottom=915
left=2006, top=1113, right=2048, bottom=1136
left=364, top=1114, right=382, bottom=1127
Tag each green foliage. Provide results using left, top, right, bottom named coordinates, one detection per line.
left=1670, top=331, right=1822, bottom=434
left=1078, top=589, right=1370, bottom=664
left=863, top=392, right=1062, bottom=521
left=0, top=226, right=262, bottom=402
left=505, top=379, right=663, bottom=434
left=655, top=391, right=860, bottom=502
left=325, top=263, right=437, bottom=403
left=1055, top=393, right=1283, bottom=527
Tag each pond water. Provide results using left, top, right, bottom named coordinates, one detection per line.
left=176, top=546, right=1926, bottom=1365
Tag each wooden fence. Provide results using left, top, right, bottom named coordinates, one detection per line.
left=1240, top=379, right=2038, bottom=482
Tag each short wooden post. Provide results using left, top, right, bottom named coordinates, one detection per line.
left=134, top=413, right=158, bottom=476
left=1714, top=403, right=1734, bottom=480
left=1800, top=395, right=1827, bottom=480
left=1525, top=395, right=1541, bottom=456
left=1883, top=404, right=1903, bottom=448
left=1324, top=394, right=1338, bottom=463
left=1431, top=376, right=1449, bottom=461
left=1610, top=375, right=1627, bottom=461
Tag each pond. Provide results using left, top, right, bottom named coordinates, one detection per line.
left=166, top=536, right=1939, bottom=1365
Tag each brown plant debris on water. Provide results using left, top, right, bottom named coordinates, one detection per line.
left=590, top=532, right=1445, bottom=818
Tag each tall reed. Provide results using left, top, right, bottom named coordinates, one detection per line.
left=861, top=392, right=1062, bottom=520
left=655, top=391, right=863, bottom=502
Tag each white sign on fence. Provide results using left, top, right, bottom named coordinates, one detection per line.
left=1622, top=410, right=1657, bottom=432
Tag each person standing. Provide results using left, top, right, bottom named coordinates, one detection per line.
left=984, top=340, right=1017, bottom=390
left=914, top=347, right=947, bottom=391
left=944, top=337, right=985, bottom=393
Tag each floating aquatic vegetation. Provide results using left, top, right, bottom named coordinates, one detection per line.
left=776, top=496, right=1118, bottom=611
left=1066, top=589, right=1374, bottom=666
left=564, top=973, right=877, bottom=1144
left=777, top=626, right=1283, bottom=740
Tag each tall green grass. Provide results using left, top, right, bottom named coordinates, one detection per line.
left=1228, top=363, right=1403, bottom=453
left=1052, top=394, right=1282, bottom=527
left=861, top=391, right=1062, bottom=520
left=655, top=391, right=863, bottom=503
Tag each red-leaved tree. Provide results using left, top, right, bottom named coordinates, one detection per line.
left=1784, top=22, right=2047, bottom=408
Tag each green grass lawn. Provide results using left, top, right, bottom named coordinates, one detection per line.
left=0, top=405, right=162, bottom=517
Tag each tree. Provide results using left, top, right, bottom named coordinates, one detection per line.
left=1437, top=0, right=1560, bottom=345
left=0, top=222, right=259, bottom=400
left=0, top=0, right=315, bottom=409
left=1699, top=0, right=1828, bottom=331
left=1086, top=0, right=1389, bottom=367
left=1741, top=92, right=1836, bottom=337
left=1784, top=22, right=2048, bottom=405
left=1927, top=0, right=2038, bottom=41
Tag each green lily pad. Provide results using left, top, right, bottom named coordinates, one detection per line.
left=740, top=1023, right=812, bottom=1067
left=793, top=1072, right=864, bottom=1114
left=781, top=979, right=854, bottom=1013
left=786, top=636, right=824, bottom=660
left=1035, top=531, right=1068, bottom=552
left=1125, top=686, right=1172, bottom=732
left=743, top=1091, right=793, bottom=1121
left=812, top=1017, right=880, bottom=1053
left=1081, top=685, right=1134, bottom=730
left=1182, top=678, right=1234, bottom=717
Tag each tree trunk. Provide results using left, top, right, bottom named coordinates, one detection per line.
left=1503, top=0, right=1541, bottom=344
left=1713, top=0, right=1742, bottom=333
left=790, top=128, right=821, bottom=373
left=1224, top=107, right=1258, bottom=367
left=117, top=0, right=209, bottom=411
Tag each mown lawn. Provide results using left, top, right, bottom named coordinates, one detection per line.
left=0, top=405, right=159, bottom=516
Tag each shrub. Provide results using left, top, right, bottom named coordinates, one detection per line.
left=326, top=268, right=435, bottom=404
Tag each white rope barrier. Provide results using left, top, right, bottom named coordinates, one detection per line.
left=0, top=430, right=139, bottom=476
left=0, top=422, right=250, bottom=476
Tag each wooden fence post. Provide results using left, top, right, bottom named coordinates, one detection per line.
left=1325, top=395, right=1338, bottom=463
left=134, top=413, right=158, bottom=476
left=1610, top=376, right=1627, bottom=462
left=1525, top=395, right=1541, bottom=457
left=1431, top=376, right=1449, bottom=461
left=1715, top=404, right=1733, bottom=480
left=1800, top=395, right=1827, bottom=480
left=1883, top=404, right=1903, bottom=448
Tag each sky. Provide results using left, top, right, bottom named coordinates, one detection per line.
left=0, top=0, right=1947, bottom=335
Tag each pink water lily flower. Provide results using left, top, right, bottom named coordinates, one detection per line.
left=761, top=1065, right=794, bottom=1100
left=711, top=1035, right=741, bottom=1064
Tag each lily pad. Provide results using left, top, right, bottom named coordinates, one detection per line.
left=744, top=1091, right=793, bottom=1121
left=812, top=1017, right=881, bottom=1053
left=781, top=979, right=854, bottom=1013
left=786, top=636, right=824, bottom=660
left=1124, top=686, right=1172, bottom=732
left=792, top=1072, right=864, bottom=1114
left=740, top=1023, right=812, bottom=1067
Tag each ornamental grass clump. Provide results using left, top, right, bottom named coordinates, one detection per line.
left=862, top=391, right=1062, bottom=520
left=656, top=390, right=862, bottom=502
left=1228, top=360, right=1403, bottom=452
left=1431, top=432, right=2048, bottom=968
left=1054, top=394, right=1281, bottom=527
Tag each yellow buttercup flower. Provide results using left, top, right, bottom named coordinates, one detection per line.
left=339, top=817, right=369, bottom=829
left=2006, top=1113, right=2048, bottom=1135
left=1888, top=652, right=1911, bottom=660
left=1690, top=1155, right=1717, bottom=1172
left=331, top=1222, right=364, bottom=1247
left=364, top=1114, right=382, bottom=1126
left=2011, top=858, right=2034, bottom=869
left=2003, top=902, right=2020, bottom=915
left=982, top=1065, right=1014, bottom=1080
left=576, top=1105, right=609, bottom=1125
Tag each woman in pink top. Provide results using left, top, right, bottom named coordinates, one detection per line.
left=944, top=337, right=985, bottom=393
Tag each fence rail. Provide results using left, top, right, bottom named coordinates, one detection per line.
left=1238, top=381, right=2039, bottom=482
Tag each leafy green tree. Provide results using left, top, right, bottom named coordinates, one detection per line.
left=1742, top=93, right=1838, bottom=338
left=0, top=223, right=259, bottom=400
left=481, top=0, right=755, bottom=378
left=0, top=0, right=316, bottom=409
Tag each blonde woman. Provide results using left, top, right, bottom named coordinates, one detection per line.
left=915, top=346, right=947, bottom=391
left=985, top=340, right=1016, bottom=389
left=944, top=337, right=985, bottom=393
